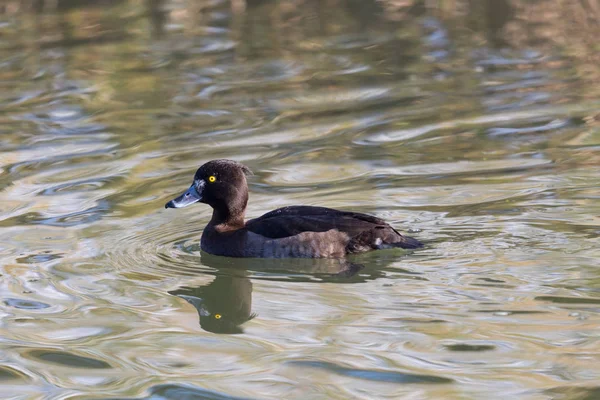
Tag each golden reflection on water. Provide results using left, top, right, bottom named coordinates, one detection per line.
left=0, top=0, right=599, bottom=399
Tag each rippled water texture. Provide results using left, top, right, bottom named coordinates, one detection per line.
left=1, top=0, right=600, bottom=399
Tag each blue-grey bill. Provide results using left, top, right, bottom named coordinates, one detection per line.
left=177, top=295, right=209, bottom=316
left=165, top=183, right=202, bottom=208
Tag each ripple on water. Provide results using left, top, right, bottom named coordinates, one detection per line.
left=2, top=141, right=118, bottom=173
left=133, top=383, right=251, bottom=400
left=0, top=366, right=29, bottom=381
left=547, top=386, right=600, bottom=400
left=105, top=215, right=208, bottom=279
left=4, top=298, right=51, bottom=310
left=18, top=107, right=107, bottom=137
left=38, top=326, right=113, bottom=343
left=474, top=48, right=546, bottom=67
left=442, top=342, right=497, bottom=352
left=192, top=38, right=236, bottom=54
left=287, top=360, right=453, bottom=384
left=487, top=119, right=571, bottom=136
left=263, top=158, right=552, bottom=187
left=40, top=176, right=119, bottom=196
left=2, top=162, right=121, bottom=230
left=16, top=252, right=63, bottom=264
left=22, top=349, right=112, bottom=369
left=354, top=105, right=593, bottom=144
left=535, top=296, right=600, bottom=305
left=2, top=199, right=112, bottom=228
left=298, top=32, right=396, bottom=51
left=226, top=59, right=305, bottom=85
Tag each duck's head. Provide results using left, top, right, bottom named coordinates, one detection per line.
left=165, top=159, right=252, bottom=223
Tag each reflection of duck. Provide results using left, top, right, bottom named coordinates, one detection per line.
left=165, top=159, right=422, bottom=258
left=169, top=271, right=254, bottom=335
left=169, top=252, right=387, bottom=334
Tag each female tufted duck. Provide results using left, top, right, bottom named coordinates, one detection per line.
left=165, top=159, right=422, bottom=258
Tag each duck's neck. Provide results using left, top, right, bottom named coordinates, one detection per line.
left=208, top=210, right=245, bottom=232
left=208, top=207, right=245, bottom=232
left=207, top=188, right=248, bottom=232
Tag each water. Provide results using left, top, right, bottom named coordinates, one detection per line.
left=1, top=0, right=599, bottom=399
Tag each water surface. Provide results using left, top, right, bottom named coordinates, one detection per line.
left=0, top=0, right=599, bottom=399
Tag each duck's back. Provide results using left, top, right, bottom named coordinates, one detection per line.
left=240, top=206, right=422, bottom=258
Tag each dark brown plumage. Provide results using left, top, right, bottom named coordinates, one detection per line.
left=165, top=159, right=422, bottom=258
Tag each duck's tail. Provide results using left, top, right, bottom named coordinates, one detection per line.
left=347, top=228, right=423, bottom=254
left=391, top=235, right=424, bottom=249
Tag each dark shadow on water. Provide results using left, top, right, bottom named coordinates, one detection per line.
left=288, top=360, right=453, bottom=384
left=108, top=382, right=253, bottom=400
left=23, top=349, right=112, bottom=369
left=546, top=386, right=600, bottom=400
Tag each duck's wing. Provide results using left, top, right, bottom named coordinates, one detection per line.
left=245, top=206, right=422, bottom=250
left=245, top=206, right=380, bottom=238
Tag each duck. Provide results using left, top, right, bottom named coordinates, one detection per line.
left=165, top=159, right=422, bottom=258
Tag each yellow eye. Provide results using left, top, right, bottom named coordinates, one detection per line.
left=208, top=175, right=216, bottom=183
left=215, top=314, right=222, bottom=319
